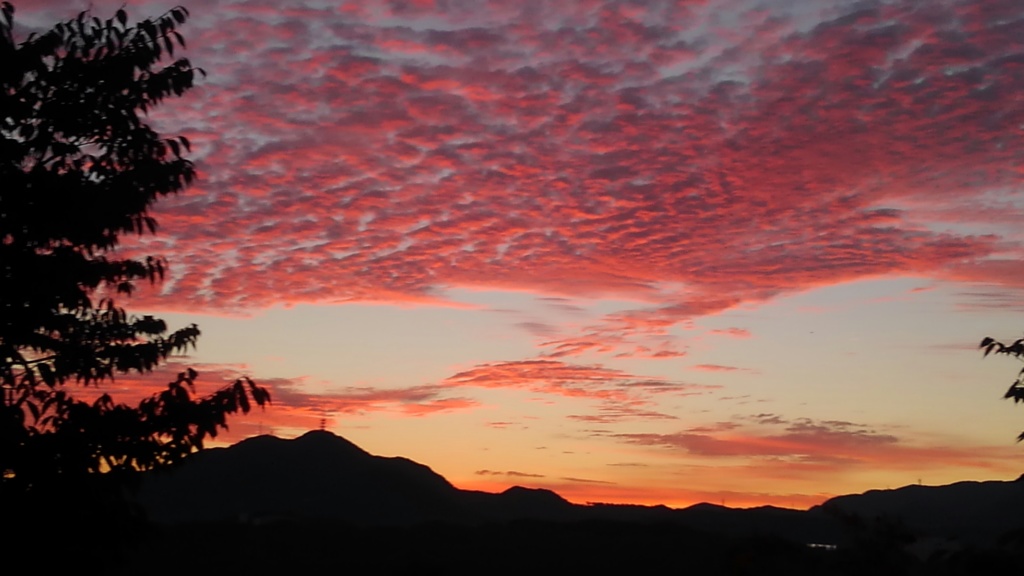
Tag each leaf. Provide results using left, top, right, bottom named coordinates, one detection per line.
left=38, top=363, right=56, bottom=387
left=238, top=388, right=250, bottom=413
left=0, top=4, right=275, bottom=505
left=26, top=400, right=41, bottom=422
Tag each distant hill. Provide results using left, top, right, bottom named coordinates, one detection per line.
left=816, top=475, right=1024, bottom=543
left=136, top=431, right=1022, bottom=546
left=138, top=430, right=578, bottom=526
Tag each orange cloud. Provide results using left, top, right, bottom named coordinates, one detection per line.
left=475, top=470, right=546, bottom=479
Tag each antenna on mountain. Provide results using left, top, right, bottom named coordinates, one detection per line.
left=319, top=418, right=326, bottom=431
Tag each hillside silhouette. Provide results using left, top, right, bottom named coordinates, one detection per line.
left=118, top=431, right=1024, bottom=575
left=137, top=430, right=1022, bottom=547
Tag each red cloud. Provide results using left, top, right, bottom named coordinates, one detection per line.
left=16, top=2, right=1024, bottom=455
left=10, top=0, right=1009, bottom=340
left=68, top=361, right=479, bottom=443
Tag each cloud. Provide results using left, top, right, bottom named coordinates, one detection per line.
left=69, top=361, right=479, bottom=442
left=441, top=358, right=716, bottom=422
left=612, top=416, right=1018, bottom=472
left=953, top=284, right=1024, bottom=312
left=68, top=362, right=285, bottom=407
left=558, top=476, right=616, bottom=485
left=474, top=470, right=546, bottom=479
left=443, top=359, right=679, bottom=400
left=567, top=405, right=678, bottom=424
left=15, top=0, right=1024, bottom=508
left=270, top=380, right=480, bottom=418
left=691, top=364, right=746, bottom=372
left=442, top=358, right=714, bottom=422
left=614, top=345, right=688, bottom=359
left=617, top=417, right=902, bottom=461
left=516, top=321, right=560, bottom=338
left=709, top=328, right=752, bottom=339
left=9, top=0, right=1016, bottom=354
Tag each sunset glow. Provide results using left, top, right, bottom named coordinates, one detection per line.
left=18, top=0, right=1024, bottom=508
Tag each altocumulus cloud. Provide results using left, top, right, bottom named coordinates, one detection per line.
left=19, top=0, right=1024, bottom=366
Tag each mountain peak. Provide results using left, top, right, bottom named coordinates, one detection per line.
left=293, top=429, right=370, bottom=453
left=295, top=429, right=344, bottom=441
left=230, top=429, right=371, bottom=460
left=500, top=485, right=571, bottom=504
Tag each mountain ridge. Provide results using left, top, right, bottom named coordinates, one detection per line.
left=137, top=430, right=1023, bottom=545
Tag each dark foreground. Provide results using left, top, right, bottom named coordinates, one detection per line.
left=15, top=432, right=1021, bottom=575
left=75, top=519, right=1019, bottom=576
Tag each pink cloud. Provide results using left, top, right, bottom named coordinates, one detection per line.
left=444, top=360, right=671, bottom=401
left=15, top=0, right=1024, bottom=365
left=19, top=4, right=1014, bottom=300
left=442, top=359, right=714, bottom=422
left=270, top=380, right=480, bottom=419
left=709, top=328, right=752, bottom=339
left=66, top=361, right=479, bottom=443
left=691, top=364, right=745, bottom=372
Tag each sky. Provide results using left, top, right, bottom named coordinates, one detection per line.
left=15, top=0, right=1024, bottom=509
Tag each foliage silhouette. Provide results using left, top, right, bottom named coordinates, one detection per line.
left=979, top=336, right=1024, bottom=441
left=0, top=0, right=269, bottom=521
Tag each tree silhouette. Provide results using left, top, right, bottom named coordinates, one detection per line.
left=979, top=336, right=1024, bottom=441
left=0, top=1, right=269, bottom=517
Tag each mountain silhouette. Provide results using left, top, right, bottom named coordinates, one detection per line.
left=141, top=430, right=471, bottom=524
left=816, top=475, right=1024, bottom=544
left=137, top=430, right=1022, bottom=547
left=139, top=430, right=583, bottom=525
